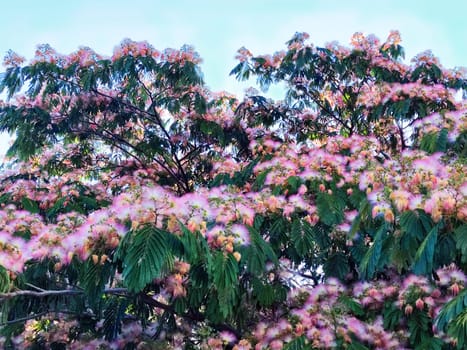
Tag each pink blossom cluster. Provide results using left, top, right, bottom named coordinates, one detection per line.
left=224, top=267, right=466, bottom=349
left=0, top=110, right=463, bottom=274
left=412, top=109, right=467, bottom=142
left=363, top=149, right=466, bottom=222
left=358, top=82, right=455, bottom=107
left=2, top=49, right=25, bottom=67
left=8, top=315, right=147, bottom=350
left=112, top=38, right=201, bottom=66
left=0, top=175, right=265, bottom=272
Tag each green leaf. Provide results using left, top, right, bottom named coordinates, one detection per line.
left=0, top=266, right=10, bottom=293
left=436, top=128, right=449, bottom=152
left=291, top=219, right=314, bottom=257
left=420, top=128, right=449, bottom=154
left=287, top=176, right=302, bottom=194
left=103, top=297, right=129, bottom=341
left=348, top=341, right=370, bottom=350
left=383, top=301, right=403, bottom=330
left=414, top=337, right=444, bottom=350
left=447, top=308, right=467, bottom=349
left=436, top=289, right=467, bottom=332
left=80, top=257, right=115, bottom=307
left=239, top=226, right=277, bottom=275
left=230, top=61, right=251, bottom=80
left=455, top=224, right=467, bottom=263
left=408, top=309, right=431, bottom=346
left=253, top=170, right=270, bottom=191
left=412, top=222, right=441, bottom=275
left=178, top=223, right=203, bottom=263
left=400, top=210, right=432, bottom=239
left=21, top=197, right=40, bottom=214
left=435, top=234, right=456, bottom=267
left=209, top=251, right=239, bottom=318
left=188, top=262, right=209, bottom=307
left=359, top=223, right=387, bottom=279
left=324, top=252, right=349, bottom=280
left=316, top=191, right=345, bottom=226
left=396, top=210, right=433, bottom=267
left=46, top=197, right=67, bottom=219
left=211, top=251, right=238, bottom=290
left=252, top=278, right=275, bottom=307
left=339, top=295, right=364, bottom=316
left=121, top=225, right=170, bottom=292
left=284, top=336, right=310, bottom=350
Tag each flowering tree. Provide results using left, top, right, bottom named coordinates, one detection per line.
left=0, top=31, right=465, bottom=349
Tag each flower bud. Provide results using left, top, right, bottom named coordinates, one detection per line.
left=431, top=289, right=441, bottom=298
left=404, top=304, right=413, bottom=315
left=295, top=323, right=304, bottom=336
left=100, top=254, right=108, bottom=265
left=450, top=282, right=460, bottom=296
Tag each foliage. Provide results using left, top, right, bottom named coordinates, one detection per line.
left=0, top=32, right=465, bottom=349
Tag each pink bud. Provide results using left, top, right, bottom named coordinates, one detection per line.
left=431, top=289, right=441, bottom=298
left=404, top=304, right=413, bottom=316
left=415, top=298, right=424, bottom=310
left=450, top=283, right=460, bottom=296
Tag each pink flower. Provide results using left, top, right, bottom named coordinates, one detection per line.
left=219, top=331, right=237, bottom=344
left=415, top=298, right=424, bottom=310
left=268, top=340, right=282, bottom=350
left=347, top=317, right=367, bottom=340
left=231, top=224, right=250, bottom=245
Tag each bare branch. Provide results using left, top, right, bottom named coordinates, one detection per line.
left=0, top=287, right=128, bottom=300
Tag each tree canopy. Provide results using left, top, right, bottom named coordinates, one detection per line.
left=0, top=31, right=466, bottom=349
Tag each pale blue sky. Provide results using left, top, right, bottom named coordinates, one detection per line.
left=0, top=0, right=466, bottom=155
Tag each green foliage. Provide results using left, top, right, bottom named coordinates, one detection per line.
left=407, top=309, right=432, bottom=347
left=383, top=301, right=404, bottom=330
left=359, top=223, right=388, bottom=279
left=391, top=210, right=434, bottom=270
left=239, top=225, right=277, bottom=275
left=316, top=191, right=345, bottom=226
left=323, top=252, right=350, bottom=280
left=80, top=257, right=115, bottom=307
left=116, top=225, right=171, bottom=292
left=291, top=218, right=315, bottom=257
left=21, top=197, right=40, bottom=214
left=103, top=297, right=130, bottom=341
left=347, top=341, right=370, bottom=350
left=0, top=266, right=10, bottom=293
left=412, top=222, right=441, bottom=275
left=0, top=32, right=465, bottom=349
left=414, top=337, right=444, bottom=350
left=209, top=251, right=239, bottom=319
left=447, top=308, right=467, bottom=349
left=284, top=336, right=311, bottom=350
left=455, top=224, right=467, bottom=263
left=339, top=295, right=364, bottom=317
left=251, top=278, right=275, bottom=307
left=420, top=128, right=449, bottom=154
left=436, top=289, right=467, bottom=333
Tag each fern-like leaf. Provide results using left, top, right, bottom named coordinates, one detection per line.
left=121, top=225, right=170, bottom=292
left=359, top=223, right=387, bottom=279
left=412, top=222, right=441, bottom=275
left=435, top=289, right=467, bottom=333
left=455, top=224, right=467, bottom=263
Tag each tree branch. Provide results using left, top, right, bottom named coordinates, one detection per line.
left=0, top=287, right=128, bottom=300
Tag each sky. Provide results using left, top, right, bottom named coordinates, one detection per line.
left=0, top=0, right=466, bottom=156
